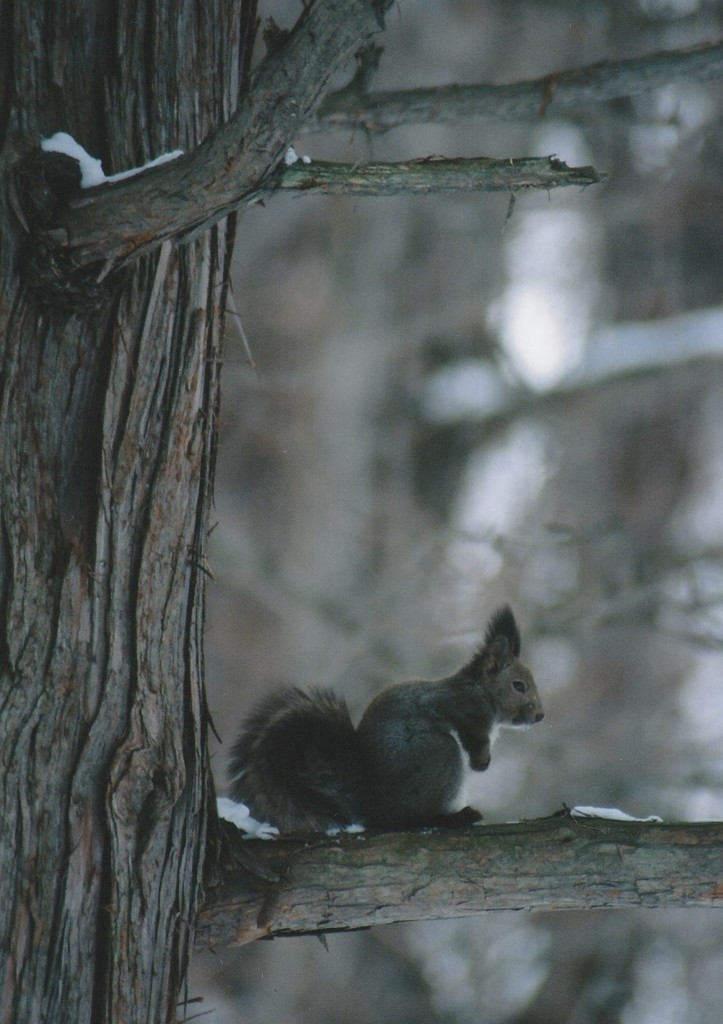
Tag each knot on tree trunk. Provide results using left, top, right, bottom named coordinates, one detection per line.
left=9, top=148, right=117, bottom=312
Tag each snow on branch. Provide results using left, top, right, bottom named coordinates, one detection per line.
left=41, top=132, right=183, bottom=188
left=31, top=0, right=395, bottom=269
left=17, top=0, right=607, bottom=282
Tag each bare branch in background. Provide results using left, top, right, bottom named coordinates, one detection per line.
left=316, top=39, right=723, bottom=133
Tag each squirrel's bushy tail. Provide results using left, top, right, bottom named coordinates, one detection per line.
left=227, top=686, right=365, bottom=832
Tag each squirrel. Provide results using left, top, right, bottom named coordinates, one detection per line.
left=227, top=605, right=543, bottom=832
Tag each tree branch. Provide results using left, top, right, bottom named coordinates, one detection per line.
left=279, top=155, right=605, bottom=195
left=316, top=38, right=723, bottom=134
left=196, top=817, right=723, bottom=947
left=39, top=0, right=393, bottom=269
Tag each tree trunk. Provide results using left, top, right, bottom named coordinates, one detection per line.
left=0, top=3, right=256, bottom=1021
left=0, top=1, right=400, bottom=1018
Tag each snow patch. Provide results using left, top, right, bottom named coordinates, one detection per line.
left=106, top=149, right=184, bottom=183
left=326, top=822, right=366, bottom=835
left=217, top=797, right=279, bottom=839
left=284, top=145, right=312, bottom=167
left=41, top=132, right=105, bottom=188
left=571, top=805, right=663, bottom=823
left=40, top=131, right=183, bottom=189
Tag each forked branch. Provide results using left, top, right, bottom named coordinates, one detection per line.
left=16, top=0, right=612, bottom=280
left=38, top=0, right=394, bottom=269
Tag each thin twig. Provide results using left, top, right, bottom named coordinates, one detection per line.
left=225, top=284, right=257, bottom=369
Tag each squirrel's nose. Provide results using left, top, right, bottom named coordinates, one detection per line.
left=535, top=711, right=545, bottom=723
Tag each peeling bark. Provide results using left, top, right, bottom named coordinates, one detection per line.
left=279, top=155, right=606, bottom=196
left=0, top=2, right=400, bottom=1019
left=32, top=0, right=397, bottom=271
left=197, top=818, right=723, bottom=947
left=0, top=3, right=252, bottom=1022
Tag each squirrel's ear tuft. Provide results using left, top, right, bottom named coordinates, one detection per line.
left=484, top=605, right=521, bottom=657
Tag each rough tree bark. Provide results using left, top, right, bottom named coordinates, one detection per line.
left=279, top=155, right=605, bottom=195
left=0, top=2, right=393, bottom=1022
left=0, top=4, right=257, bottom=1022
left=199, top=817, right=723, bottom=946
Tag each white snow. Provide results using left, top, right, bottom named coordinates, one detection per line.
left=41, top=132, right=106, bottom=188
left=326, top=822, right=366, bottom=835
left=490, top=207, right=600, bottom=389
left=218, top=797, right=363, bottom=836
left=217, top=797, right=279, bottom=839
left=105, top=149, right=184, bottom=183
left=422, top=360, right=512, bottom=423
left=284, top=145, right=312, bottom=167
left=571, top=805, right=663, bottom=823
left=40, top=131, right=183, bottom=189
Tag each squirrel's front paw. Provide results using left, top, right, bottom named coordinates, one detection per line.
left=454, top=805, right=484, bottom=825
left=424, top=806, right=483, bottom=829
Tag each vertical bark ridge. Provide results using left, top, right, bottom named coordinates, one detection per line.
left=0, top=2, right=257, bottom=1021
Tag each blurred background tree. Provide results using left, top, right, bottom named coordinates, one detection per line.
left=193, top=1, right=723, bottom=1020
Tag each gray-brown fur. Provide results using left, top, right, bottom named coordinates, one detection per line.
left=227, top=606, right=543, bottom=832
left=228, top=686, right=365, bottom=832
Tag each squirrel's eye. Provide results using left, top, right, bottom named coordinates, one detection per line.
left=513, top=680, right=526, bottom=693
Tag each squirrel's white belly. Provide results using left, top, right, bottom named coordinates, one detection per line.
left=446, top=725, right=500, bottom=812
left=446, top=728, right=470, bottom=812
